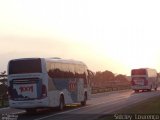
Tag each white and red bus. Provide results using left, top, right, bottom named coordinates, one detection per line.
left=7, top=58, right=92, bottom=113
left=131, top=68, right=158, bottom=92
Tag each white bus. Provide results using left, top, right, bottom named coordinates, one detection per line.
left=131, top=68, right=158, bottom=92
left=7, top=58, right=92, bottom=112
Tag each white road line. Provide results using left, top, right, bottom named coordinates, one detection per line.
left=34, top=96, right=129, bottom=120
left=12, top=111, right=25, bottom=115
left=0, top=107, right=10, bottom=110
left=0, top=107, right=25, bottom=114
left=35, top=91, right=160, bottom=120
left=34, top=102, right=107, bottom=120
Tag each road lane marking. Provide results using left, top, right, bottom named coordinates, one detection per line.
left=0, top=107, right=10, bottom=110
left=34, top=95, right=130, bottom=120
left=104, top=92, right=160, bottom=114
left=35, top=91, right=160, bottom=120
left=34, top=102, right=108, bottom=120
left=12, top=111, right=25, bottom=115
left=0, top=107, right=25, bottom=114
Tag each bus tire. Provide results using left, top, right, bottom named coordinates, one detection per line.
left=149, top=85, right=152, bottom=91
left=59, top=95, right=65, bottom=111
left=26, top=108, right=37, bottom=114
left=81, top=92, right=87, bottom=106
left=135, top=90, right=139, bottom=93
left=155, top=87, right=157, bottom=91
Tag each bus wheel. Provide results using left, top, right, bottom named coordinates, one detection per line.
left=59, top=95, right=65, bottom=111
left=135, top=90, right=139, bottom=93
left=150, top=85, right=152, bottom=91
left=155, top=87, right=157, bottom=91
left=81, top=93, right=87, bottom=106
left=26, top=109, right=37, bottom=114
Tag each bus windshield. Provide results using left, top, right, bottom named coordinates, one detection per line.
left=9, top=59, right=42, bottom=74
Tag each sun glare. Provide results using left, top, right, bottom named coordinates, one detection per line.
left=1, top=0, right=160, bottom=74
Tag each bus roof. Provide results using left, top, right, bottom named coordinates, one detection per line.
left=131, top=68, right=156, bottom=71
left=9, top=58, right=40, bottom=61
left=131, top=68, right=157, bottom=75
left=9, top=57, right=87, bottom=66
left=45, top=58, right=87, bottom=66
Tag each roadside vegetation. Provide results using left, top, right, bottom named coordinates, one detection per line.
left=92, top=70, right=130, bottom=94
left=117, top=95, right=160, bottom=114
left=0, top=71, right=8, bottom=108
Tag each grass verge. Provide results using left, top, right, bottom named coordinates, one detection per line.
left=117, top=95, right=160, bottom=114
left=97, top=95, right=160, bottom=120
left=0, top=100, right=8, bottom=108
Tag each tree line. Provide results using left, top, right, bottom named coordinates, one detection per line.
left=0, top=71, right=8, bottom=99
left=92, top=70, right=130, bottom=88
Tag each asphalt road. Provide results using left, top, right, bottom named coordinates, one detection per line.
left=1, top=89, right=160, bottom=120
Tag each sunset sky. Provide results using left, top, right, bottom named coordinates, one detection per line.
left=1, top=0, right=160, bottom=75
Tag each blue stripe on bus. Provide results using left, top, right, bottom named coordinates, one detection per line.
left=53, top=78, right=79, bottom=102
